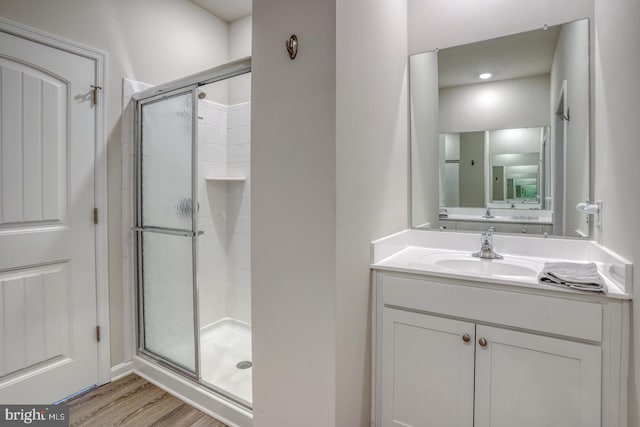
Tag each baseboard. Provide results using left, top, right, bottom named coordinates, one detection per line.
left=110, top=361, right=134, bottom=382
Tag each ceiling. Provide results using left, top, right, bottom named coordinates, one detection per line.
left=191, top=0, right=252, bottom=23
left=437, top=25, right=561, bottom=88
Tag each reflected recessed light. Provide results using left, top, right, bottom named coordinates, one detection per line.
left=479, top=73, right=492, bottom=80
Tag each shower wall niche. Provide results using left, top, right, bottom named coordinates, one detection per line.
left=197, top=100, right=251, bottom=327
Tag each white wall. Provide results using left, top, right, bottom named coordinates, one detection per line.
left=440, top=133, right=461, bottom=207
left=408, top=0, right=594, bottom=55
left=490, top=127, right=542, bottom=154
left=229, top=15, right=252, bottom=104
left=336, top=0, right=409, bottom=425
left=439, top=75, right=551, bottom=133
left=445, top=133, right=461, bottom=160
left=550, top=19, right=590, bottom=237
left=0, top=0, right=230, bottom=368
left=410, top=51, right=440, bottom=227
left=230, top=15, right=252, bottom=58
left=252, top=1, right=409, bottom=426
left=251, top=0, right=336, bottom=425
left=592, top=0, right=640, bottom=424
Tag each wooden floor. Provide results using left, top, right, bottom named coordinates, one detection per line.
left=67, top=374, right=227, bottom=427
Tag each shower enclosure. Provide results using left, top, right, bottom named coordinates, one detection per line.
left=133, top=58, right=252, bottom=409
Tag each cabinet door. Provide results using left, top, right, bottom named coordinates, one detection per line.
left=381, top=308, right=475, bottom=427
left=474, top=325, right=601, bottom=427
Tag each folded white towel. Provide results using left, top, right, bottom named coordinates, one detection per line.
left=538, top=262, right=607, bottom=294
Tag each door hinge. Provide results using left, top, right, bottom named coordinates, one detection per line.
left=91, top=85, right=102, bottom=106
left=93, top=208, right=98, bottom=225
left=96, top=326, right=101, bottom=342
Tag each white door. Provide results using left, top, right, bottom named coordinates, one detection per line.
left=474, top=325, right=601, bottom=427
left=0, top=30, right=99, bottom=403
left=381, top=308, right=475, bottom=427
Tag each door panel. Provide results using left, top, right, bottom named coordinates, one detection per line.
left=1, top=263, right=69, bottom=376
left=137, top=90, right=198, bottom=375
left=141, top=92, right=194, bottom=231
left=474, top=325, right=601, bottom=427
left=381, top=308, right=475, bottom=427
left=1, top=57, right=67, bottom=226
left=142, top=233, right=195, bottom=372
left=0, top=30, right=98, bottom=403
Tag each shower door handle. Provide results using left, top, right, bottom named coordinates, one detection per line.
left=132, top=226, right=204, bottom=237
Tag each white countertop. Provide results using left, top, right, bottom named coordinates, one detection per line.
left=370, top=230, right=632, bottom=300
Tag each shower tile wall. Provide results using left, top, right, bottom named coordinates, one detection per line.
left=198, top=100, right=251, bottom=328
left=226, top=103, right=251, bottom=324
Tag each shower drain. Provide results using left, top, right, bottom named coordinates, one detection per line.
left=236, top=361, right=252, bottom=369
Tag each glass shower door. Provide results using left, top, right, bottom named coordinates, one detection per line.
left=136, top=89, right=199, bottom=375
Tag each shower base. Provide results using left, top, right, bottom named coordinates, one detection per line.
left=200, top=318, right=252, bottom=406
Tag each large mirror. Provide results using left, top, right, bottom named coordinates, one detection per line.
left=410, top=19, right=590, bottom=237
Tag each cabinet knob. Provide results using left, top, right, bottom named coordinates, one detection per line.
left=462, top=334, right=471, bottom=343
left=478, top=337, right=488, bottom=347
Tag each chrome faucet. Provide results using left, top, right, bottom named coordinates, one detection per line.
left=472, top=230, right=503, bottom=259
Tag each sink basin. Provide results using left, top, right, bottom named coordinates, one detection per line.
left=420, top=253, right=541, bottom=278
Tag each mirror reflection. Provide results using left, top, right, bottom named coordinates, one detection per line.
left=441, top=127, right=547, bottom=207
left=410, top=19, right=590, bottom=237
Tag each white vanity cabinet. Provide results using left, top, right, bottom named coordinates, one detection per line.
left=373, top=271, right=628, bottom=427
left=473, top=325, right=600, bottom=427
left=381, top=308, right=475, bottom=427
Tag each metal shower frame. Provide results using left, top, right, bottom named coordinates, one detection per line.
left=133, top=57, right=251, bottom=408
